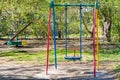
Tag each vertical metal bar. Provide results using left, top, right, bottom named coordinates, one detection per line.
left=93, top=2, right=97, bottom=77
left=95, top=1, right=99, bottom=70
left=65, top=6, right=68, bottom=57
left=46, top=8, right=51, bottom=75
left=80, top=6, right=82, bottom=57
left=52, top=2, right=57, bottom=69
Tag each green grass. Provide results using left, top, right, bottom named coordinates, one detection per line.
left=99, top=48, right=120, bottom=61
left=114, top=66, right=120, bottom=72
left=114, top=66, right=120, bottom=79
left=0, top=47, right=120, bottom=64
left=0, top=50, right=46, bottom=64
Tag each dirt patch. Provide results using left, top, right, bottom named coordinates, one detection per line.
left=0, top=61, right=118, bottom=80
left=0, top=39, right=117, bottom=52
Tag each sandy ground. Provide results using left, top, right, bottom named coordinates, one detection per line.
left=0, top=61, right=118, bottom=80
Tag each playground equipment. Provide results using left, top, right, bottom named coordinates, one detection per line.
left=5, top=19, right=50, bottom=46
left=5, top=21, right=32, bottom=46
left=46, top=0, right=99, bottom=78
left=7, top=34, right=27, bottom=46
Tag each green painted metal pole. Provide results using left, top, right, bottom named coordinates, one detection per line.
left=79, top=6, right=82, bottom=58
left=54, top=4, right=94, bottom=7
left=64, top=5, right=68, bottom=57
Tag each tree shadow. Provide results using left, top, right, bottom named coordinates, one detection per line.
left=0, top=65, right=117, bottom=80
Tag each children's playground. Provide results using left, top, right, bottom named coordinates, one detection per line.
left=0, top=39, right=119, bottom=80
left=0, top=0, right=120, bottom=80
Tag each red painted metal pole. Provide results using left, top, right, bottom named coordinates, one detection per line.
left=93, top=9, right=97, bottom=77
left=46, top=9, right=51, bottom=75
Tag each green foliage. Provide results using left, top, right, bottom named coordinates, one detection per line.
left=0, top=0, right=49, bottom=38
left=99, top=0, right=120, bottom=42
left=0, top=0, right=120, bottom=41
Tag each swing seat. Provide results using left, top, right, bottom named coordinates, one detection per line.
left=65, top=56, right=82, bottom=60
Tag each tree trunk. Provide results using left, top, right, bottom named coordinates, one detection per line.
left=118, top=29, right=120, bottom=42
left=102, top=7, right=112, bottom=42
left=58, top=31, right=62, bottom=39
left=103, top=19, right=111, bottom=42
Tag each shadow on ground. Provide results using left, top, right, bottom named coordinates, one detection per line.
left=0, top=74, right=116, bottom=80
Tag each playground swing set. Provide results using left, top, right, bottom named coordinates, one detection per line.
left=46, top=0, right=99, bottom=78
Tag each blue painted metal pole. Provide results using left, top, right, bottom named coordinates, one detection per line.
left=80, top=6, right=82, bottom=57
left=51, top=0, right=57, bottom=69
left=65, top=5, right=68, bottom=57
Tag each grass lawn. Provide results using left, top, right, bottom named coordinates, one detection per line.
left=114, top=66, right=120, bottom=79
left=0, top=48, right=120, bottom=63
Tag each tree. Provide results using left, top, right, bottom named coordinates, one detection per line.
left=99, top=0, right=120, bottom=42
left=0, top=0, right=120, bottom=42
left=0, top=0, right=49, bottom=38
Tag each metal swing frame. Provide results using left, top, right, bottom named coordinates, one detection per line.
left=46, top=0, right=99, bottom=77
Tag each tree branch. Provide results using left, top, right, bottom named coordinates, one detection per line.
left=82, top=17, right=92, bottom=34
